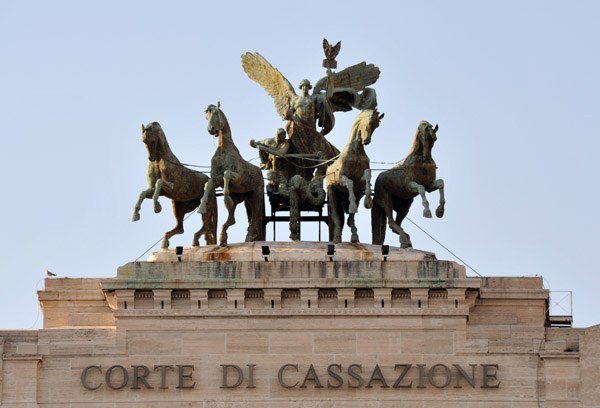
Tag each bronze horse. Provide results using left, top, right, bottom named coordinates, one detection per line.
left=371, top=120, right=445, bottom=248
left=132, top=122, right=217, bottom=249
left=199, top=104, right=265, bottom=247
left=326, top=109, right=383, bottom=243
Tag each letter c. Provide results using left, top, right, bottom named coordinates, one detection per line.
left=81, top=365, right=102, bottom=390
left=278, top=364, right=299, bottom=388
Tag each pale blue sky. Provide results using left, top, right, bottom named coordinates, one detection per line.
left=1, top=1, right=598, bottom=328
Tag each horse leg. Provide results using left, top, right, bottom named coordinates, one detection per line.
left=347, top=212, right=359, bottom=243
left=327, top=186, right=343, bottom=243
left=427, top=179, right=445, bottom=218
left=163, top=201, right=185, bottom=250
left=380, top=195, right=413, bottom=248
left=219, top=201, right=237, bottom=247
left=408, top=181, right=432, bottom=218
left=149, top=179, right=164, bottom=213
left=199, top=178, right=216, bottom=214
left=133, top=165, right=158, bottom=221
left=392, top=201, right=413, bottom=248
left=371, top=199, right=386, bottom=245
left=340, top=175, right=357, bottom=214
left=132, top=188, right=154, bottom=221
left=194, top=190, right=218, bottom=246
left=289, top=179, right=303, bottom=241
left=222, top=169, right=242, bottom=210
left=362, top=169, right=373, bottom=209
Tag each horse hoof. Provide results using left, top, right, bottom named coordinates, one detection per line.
left=198, top=204, right=206, bottom=214
left=436, top=206, right=445, bottom=218
left=364, top=197, right=373, bottom=209
left=351, top=235, right=359, bottom=243
left=220, top=242, right=228, bottom=248
left=423, top=209, right=432, bottom=218
left=161, top=241, right=169, bottom=250
left=132, top=213, right=140, bottom=222
left=154, top=202, right=162, bottom=214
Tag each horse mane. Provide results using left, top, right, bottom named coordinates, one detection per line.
left=348, top=109, right=375, bottom=141
left=205, top=104, right=239, bottom=154
left=405, top=120, right=430, bottom=157
left=149, top=122, right=180, bottom=164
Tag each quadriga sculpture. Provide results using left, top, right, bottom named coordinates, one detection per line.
left=199, top=104, right=265, bottom=247
left=326, top=109, right=383, bottom=244
left=371, top=120, right=445, bottom=248
left=132, top=122, right=218, bottom=249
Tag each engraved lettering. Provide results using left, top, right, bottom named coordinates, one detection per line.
left=393, top=364, right=412, bottom=388
left=220, top=365, right=244, bottom=388
left=131, top=365, right=153, bottom=389
left=481, top=364, right=500, bottom=388
left=247, top=364, right=256, bottom=389
left=416, top=364, right=427, bottom=388
left=366, top=364, right=389, bottom=388
left=347, top=364, right=364, bottom=388
left=278, top=364, right=299, bottom=388
left=105, top=365, right=128, bottom=390
left=300, top=364, right=324, bottom=388
left=453, top=364, right=476, bottom=388
left=176, top=365, right=195, bottom=389
left=153, top=365, right=173, bottom=389
left=81, top=365, right=102, bottom=390
left=327, top=364, right=343, bottom=388
left=428, top=364, right=451, bottom=388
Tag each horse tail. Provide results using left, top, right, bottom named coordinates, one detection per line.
left=371, top=197, right=386, bottom=245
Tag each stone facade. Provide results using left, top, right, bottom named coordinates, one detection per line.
left=1, top=242, right=598, bottom=407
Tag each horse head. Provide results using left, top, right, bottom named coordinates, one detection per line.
left=416, top=120, right=439, bottom=157
left=356, top=109, right=384, bottom=145
left=205, top=103, right=228, bottom=137
left=142, top=122, right=165, bottom=161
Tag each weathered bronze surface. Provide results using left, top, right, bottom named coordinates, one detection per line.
left=241, top=47, right=383, bottom=241
left=134, top=43, right=448, bottom=247
left=199, top=104, right=265, bottom=247
left=241, top=51, right=380, bottom=180
left=372, top=121, right=445, bottom=248
left=326, top=110, right=383, bottom=244
left=322, top=38, right=341, bottom=69
left=132, top=122, right=217, bottom=249
left=249, top=128, right=291, bottom=193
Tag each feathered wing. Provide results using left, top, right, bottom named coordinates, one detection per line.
left=313, top=62, right=380, bottom=94
left=331, top=41, right=341, bottom=58
left=241, top=52, right=296, bottom=120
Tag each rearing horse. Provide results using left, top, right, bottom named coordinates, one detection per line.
left=326, top=109, right=383, bottom=244
left=132, top=122, right=217, bottom=249
left=371, top=120, right=445, bottom=248
left=199, top=104, right=265, bottom=246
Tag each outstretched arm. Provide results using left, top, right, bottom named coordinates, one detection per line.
left=326, top=69, right=335, bottom=99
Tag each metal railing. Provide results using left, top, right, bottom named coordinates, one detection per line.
left=548, top=291, right=573, bottom=327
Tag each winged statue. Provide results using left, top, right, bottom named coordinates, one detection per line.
left=242, top=51, right=381, bottom=183
left=241, top=52, right=380, bottom=137
left=242, top=50, right=381, bottom=241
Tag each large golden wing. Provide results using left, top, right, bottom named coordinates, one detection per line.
left=241, top=52, right=296, bottom=120
left=313, top=62, right=380, bottom=94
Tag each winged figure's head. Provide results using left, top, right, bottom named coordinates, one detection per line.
left=299, top=79, right=312, bottom=96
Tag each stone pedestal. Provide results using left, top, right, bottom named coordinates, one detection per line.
left=0, top=242, right=597, bottom=406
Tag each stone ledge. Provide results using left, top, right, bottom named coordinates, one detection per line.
left=113, top=308, right=471, bottom=318
left=147, top=241, right=436, bottom=263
